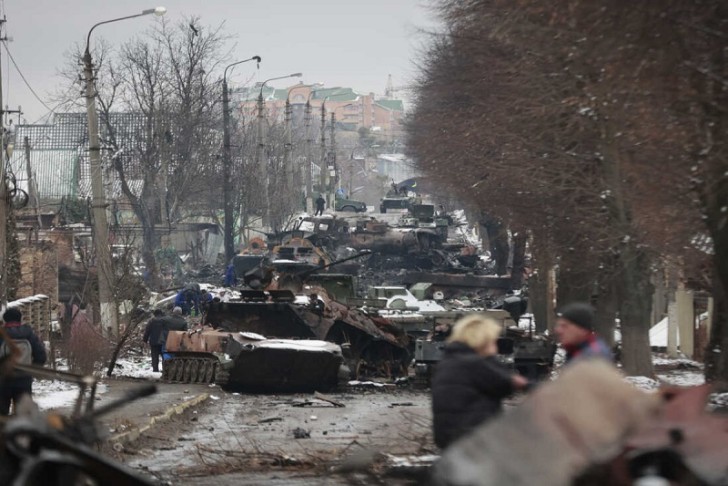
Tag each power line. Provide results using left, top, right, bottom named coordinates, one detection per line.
left=1, top=40, right=53, bottom=113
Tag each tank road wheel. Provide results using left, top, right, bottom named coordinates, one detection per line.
left=202, top=360, right=215, bottom=383
left=183, top=360, right=194, bottom=382
left=173, top=359, right=185, bottom=382
left=191, top=360, right=202, bottom=383
left=215, top=366, right=230, bottom=387
left=161, top=362, right=170, bottom=381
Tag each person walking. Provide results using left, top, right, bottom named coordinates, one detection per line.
left=142, top=309, right=166, bottom=372
left=0, top=308, right=47, bottom=415
left=431, top=314, right=529, bottom=449
left=554, top=302, right=613, bottom=364
left=315, top=195, right=326, bottom=216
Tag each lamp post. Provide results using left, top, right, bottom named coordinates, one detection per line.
left=84, top=6, right=166, bottom=337
left=303, top=89, right=322, bottom=214
left=222, top=56, right=260, bottom=263
left=326, top=103, right=354, bottom=205
left=284, top=84, right=313, bottom=212
left=255, top=73, right=302, bottom=229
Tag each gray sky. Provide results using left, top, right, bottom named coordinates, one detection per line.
left=1, top=0, right=438, bottom=124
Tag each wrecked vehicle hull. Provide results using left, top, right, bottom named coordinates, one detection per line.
left=204, top=299, right=410, bottom=379
left=162, top=329, right=343, bottom=392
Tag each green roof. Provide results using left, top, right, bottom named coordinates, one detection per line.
left=311, top=87, right=358, bottom=102
left=375, top=99, right=404, bottom=112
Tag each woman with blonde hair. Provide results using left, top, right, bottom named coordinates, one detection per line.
left=431, top=313, right=529, bottom=448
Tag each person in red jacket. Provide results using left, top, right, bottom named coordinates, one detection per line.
left=431, top=314, right=529, bottom=448
left=0, top=308, right=47, bottom=415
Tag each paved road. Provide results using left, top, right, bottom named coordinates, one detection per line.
left=111, top=384, right=434, bottom=485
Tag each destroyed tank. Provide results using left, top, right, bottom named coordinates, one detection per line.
left=349, top=219, right=442, bottom=255
left=162, top=328, right=344, bottom=392
left=200, top=288, right=410, bottom=379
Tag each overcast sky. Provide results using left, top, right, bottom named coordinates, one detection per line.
left=0, top=0, right=438, bottom=124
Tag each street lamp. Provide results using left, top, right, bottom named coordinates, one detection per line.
left=83, top=6, right=166, bottom=338
left=222, top=55, right=261, bottom=263
left=255, top=73, right=302, bottom=228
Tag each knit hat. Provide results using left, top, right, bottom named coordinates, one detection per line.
left=557, top=302, right=595, bottom=331
left=172, top=306, right=183, bottom=315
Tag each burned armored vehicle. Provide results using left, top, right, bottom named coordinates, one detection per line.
left=199, top=288, right=409, bottom=379
left=349, top=219, right=443, bottom=257
left=411, top=296, right=557, bottom=386
left=162, top=329, right=343, bottom=392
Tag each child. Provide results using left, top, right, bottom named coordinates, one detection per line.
left=431, top=314, right=529, bottom=448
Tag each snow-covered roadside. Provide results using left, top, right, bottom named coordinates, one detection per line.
left=33, top=380, right=107, bottom=412
left=30, top=356, right=158, bottom=412
left=111, top=356, right=163, bottom=380
left=624, top=355, right=728, bottom=411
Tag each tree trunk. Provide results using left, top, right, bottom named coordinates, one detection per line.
left=510, top=232, right=528, bottom=289
left=705, top=241, right=728, bottom=385
left=593, top=278, right=617, bottom=348
left=616, top=245, right=654, bottom=377
left=556, top=256, right=594, bottom=305
left=529, top=243, right=553, bottom=333
left=483, top=216, right=509, bottom=276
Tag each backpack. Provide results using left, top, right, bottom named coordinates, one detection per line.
left=0, top=338, right=33, bottom=365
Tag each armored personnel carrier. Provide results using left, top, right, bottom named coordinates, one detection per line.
left=162, top=328, right=344, bottom=392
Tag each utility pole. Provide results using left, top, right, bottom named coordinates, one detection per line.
left=222, top=56, right=260, bottom=263
left=24, top=136, right=41, bottom=229
left=304, top=100, right=313, bottom=214
left=0, top=17, right=7, bottom=309
left=222, top=76, right=233, bottom=262
left=82, top=7, right=168, bottom=337
left=83, top=46, right=117, bottom=337
left=284, top=99, right=293, bottom=207
left=256, top=91, right=267, bottom=228
left=255, top=73, right=302, bottom=230
left=222, top=56, right=261, bottom=264
left=329, top=112, right=336, bottom=210
left=320, top=102, right=326, bottom=200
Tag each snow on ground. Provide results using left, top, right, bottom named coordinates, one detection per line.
left=652, top=356, right=701, bottom=368
left=624, top=376, right=661, bottom=391
left=34, top=380, right=107, bottom=411
left=112, top=356, right=162, bottom=380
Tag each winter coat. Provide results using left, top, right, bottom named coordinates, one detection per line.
left=142, top=317, right=166, bottom=346
left=0, top=322, right=47, bottom=386
left=564, top=333, right=613, bottom=364
left=431, top=342, right=515, bottom=449
left=162, top=315, right=188, bottom=332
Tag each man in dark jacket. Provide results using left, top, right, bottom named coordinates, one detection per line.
left=0, top=308, right=47, bottom=415
left=143, top=309, right=166, bottom=372
left=315, top=195, right=326, bottom=216
left=555, top=302, right=613, bottom=364
left=431, top=314, right=528, bottom=449
left=161, top=306, right=187, bottom=345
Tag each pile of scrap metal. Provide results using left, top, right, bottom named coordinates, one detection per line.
left=0, top=332, right=156, bottom=485
left=431, top=360, right=728, bottom=486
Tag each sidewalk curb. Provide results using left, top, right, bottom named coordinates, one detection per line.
left=108, top=392, right=209, bottom=447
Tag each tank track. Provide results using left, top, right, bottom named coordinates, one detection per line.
left=162, top=356, right=227, bottom=385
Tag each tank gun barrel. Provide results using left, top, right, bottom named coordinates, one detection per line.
left=294, top=250, right=372, bottom=277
